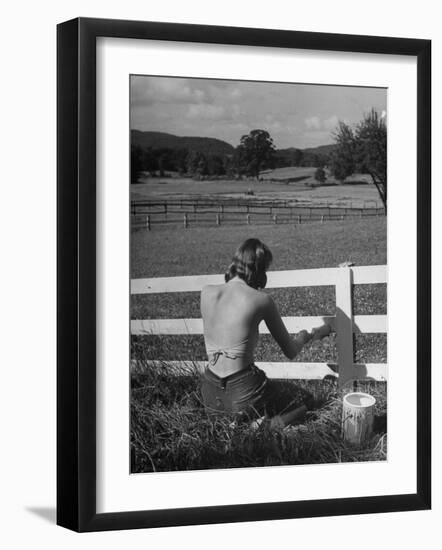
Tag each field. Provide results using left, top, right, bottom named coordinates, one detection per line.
left=131, top=365, right=386, bottom=473
left=131, top=167, right=382, bottom=209
left=131, top=217, right=387, bottom=472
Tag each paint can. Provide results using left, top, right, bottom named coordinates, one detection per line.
left=342, top=392, right=376, bottom=445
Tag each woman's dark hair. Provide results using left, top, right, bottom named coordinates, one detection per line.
left=225, top=238, right=273, bottom=289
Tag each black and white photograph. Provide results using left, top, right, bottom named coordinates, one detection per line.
left=129, top=75, right=388, bottom=473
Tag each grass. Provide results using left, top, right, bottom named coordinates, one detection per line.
left=131, top=358, right=387, bottom=473
left=131, top=217, right=387, bottom=472
left=131, top=217, right=386, bottom=277
left=131, top=172, right=382, bottom=207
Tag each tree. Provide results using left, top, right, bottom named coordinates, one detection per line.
left=331, top=111, right=387, bottom=211
left=314, top=167, right=327, bottom=184
left=196, top=154, right=208, bottom=177
left=185, top=150, right=200, bottom=175
left=236, top=129, right=275, bottom=179
left=207, top=154, right=225, bottom=176
left=143, top=147, right=158, bottom=176
left=223, top=155, right=236, bottom=178
left=354, top=109, right=387, bottom=211
left=292, top=148, right=303, bottom=166
left=130, top=145, right=144, bottom=183
left=158, top=154, right=166, bottom=177
left=330, top=121, right=357, bottom=183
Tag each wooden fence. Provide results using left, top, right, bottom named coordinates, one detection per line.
left=131, top=200, right=384, bottom=229
left=131, top=265, right=387, bottom=387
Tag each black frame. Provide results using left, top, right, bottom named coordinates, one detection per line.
left=57, top=17, right=431, bottom=532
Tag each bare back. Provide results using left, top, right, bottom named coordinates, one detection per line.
left=201, top=279, right=267, bottom=376
left=201, top=277, right=298, bottom=377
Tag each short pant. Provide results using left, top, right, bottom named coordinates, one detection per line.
left=200, top=364, right=307, bottom=417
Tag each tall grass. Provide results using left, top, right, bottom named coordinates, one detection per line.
left=131, top=358, right=387, bottom=473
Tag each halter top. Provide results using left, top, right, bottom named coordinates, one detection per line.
left=205, top=329, right=258, bottom=367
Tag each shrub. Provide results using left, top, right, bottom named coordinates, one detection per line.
left=314, top=167, right=327, bottom=184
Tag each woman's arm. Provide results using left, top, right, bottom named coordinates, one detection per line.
left=262, top=295, right=312, bottom=359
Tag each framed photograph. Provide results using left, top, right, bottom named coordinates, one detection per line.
left=57, top=17, right=431, bottom=532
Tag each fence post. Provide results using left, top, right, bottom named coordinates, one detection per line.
left=335, top=267, right=354, bottom=388
left=146, top=215, right=151, bottom=231
left=184, top=214, right=188, bottom=228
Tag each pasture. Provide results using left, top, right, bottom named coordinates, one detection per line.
left=131, top=167, right=382, bottom=209
left=130, top=217, right=387, bottom=472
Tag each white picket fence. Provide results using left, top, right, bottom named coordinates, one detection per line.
left=131, top=265, right=387, bottom=387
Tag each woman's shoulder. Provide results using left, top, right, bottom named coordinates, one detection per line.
left=201, top=283, right=224, bottom=302
left=201, top=283, right=223, bottom=294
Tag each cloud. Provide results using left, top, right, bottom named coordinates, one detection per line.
left=229, top=87, right=242, bottom=99
left=304, top=116, right=321, bottom=130
left=231, top=104, right=241, bottom=117
left=323, top=115, right=339, bottom=131
left=131, top=78, right=209, bottom=107
left=186, top=104, right=226, bottom=120
left=130, top=76, right=386, bottom=148
left=304, top=114, right=339, bottom=132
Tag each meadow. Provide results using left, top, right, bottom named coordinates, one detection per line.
left=131, top=167, right=382, bottom=208
left=130, top=217, right=387, bottom=472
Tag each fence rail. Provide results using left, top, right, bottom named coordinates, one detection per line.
left=131, top=199, right=385, bottom=229
left=131, top=265, right=387, bottom=387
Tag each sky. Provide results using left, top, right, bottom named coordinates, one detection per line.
left=130, top=75, right=387, bottom=149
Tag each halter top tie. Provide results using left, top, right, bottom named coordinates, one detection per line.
left=205, top=338, right=254, bottom=367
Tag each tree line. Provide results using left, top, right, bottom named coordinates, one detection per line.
left=131, top=129, right=329, bottom=182
left=131, top=109, right=387, bottom=210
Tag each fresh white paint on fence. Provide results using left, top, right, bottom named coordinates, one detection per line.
left=130, top=265, right=386, bottom=295
left=130, top=265, right=387, bottom=386
left=130, top=314, right=386, bottom=336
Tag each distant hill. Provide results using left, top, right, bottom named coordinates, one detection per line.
left=300, top=144, right=336, bottom=156
left=276, top=144, right=336, bottom=167
left=131, top=130, right=235, bottom=156
left=132, top=130, right=336, bottom=159
left=277, top=144, right=336, bottom=158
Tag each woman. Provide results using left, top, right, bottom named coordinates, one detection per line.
left=200, top=238, right=331, bottom=427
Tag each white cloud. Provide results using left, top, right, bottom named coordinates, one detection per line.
left=323, top=115, right=339, bottom=131
left=131, top=77, right=209, bottom=106
left=230, top=88, right=242, bottom=99
left=231, top=104, right=241, bottom=117
left=186, top=104, right=226, bottom=120
left=304, top=116, right=321, bottom=130
left=304, top=114, right=339, bottom=133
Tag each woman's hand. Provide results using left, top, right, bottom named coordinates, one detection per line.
left=310, top=323, right=332, bottom=341
left=298, top=329, right=312, bottom=345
